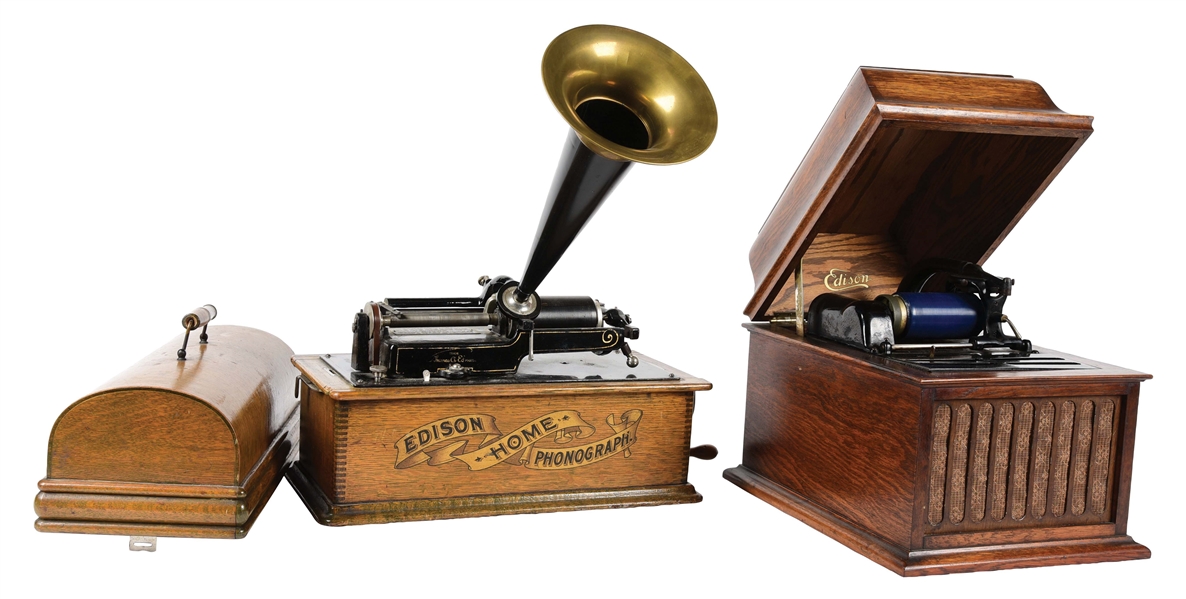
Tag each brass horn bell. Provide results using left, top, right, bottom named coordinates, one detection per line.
left=511, top=25, right=718, bottom=304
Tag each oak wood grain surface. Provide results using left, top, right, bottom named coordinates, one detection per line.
left=288, top=464, right=703, bottom=526
left=291, top=352, right=711, bottom=523
left=34, top=460, right=291, bottom=540
left=730, top=326, right=1149, bottom=575
left=747, top=67, right=1093, bottom=320
left=34, top=325, right=299, bottom=539
left=747, top=71, right=879, bottom=319
left=767, top=233, right=907, bottom=315
left=48, top=389, right=237, bottom=486
left=336, top=391, right=692, bottom=502
left=740, top=327, right=921, bottom=547
left=47, top=326, right=297, bottom=485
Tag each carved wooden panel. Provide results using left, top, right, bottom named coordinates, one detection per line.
left=926, top=396, right=1121, bottom=533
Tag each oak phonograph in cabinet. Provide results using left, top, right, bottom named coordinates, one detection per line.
left=724, top=67, right=1151, bottom=576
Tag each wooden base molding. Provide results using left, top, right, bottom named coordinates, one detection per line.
left=288, top=463, right=701, bottom=525
left=725, top=465, right=1149, bottom=576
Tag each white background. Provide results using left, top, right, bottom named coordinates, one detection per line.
left=2, top=0, right=1183, bottom=596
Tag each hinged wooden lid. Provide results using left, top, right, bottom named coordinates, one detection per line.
left=746, top=67, right=1093, bottom=320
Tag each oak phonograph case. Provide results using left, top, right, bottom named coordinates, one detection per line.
left=286, top=25, right=719, bottom=525
left=723, top=67, right=1151, bottom=575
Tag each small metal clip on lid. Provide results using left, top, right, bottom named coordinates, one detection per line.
left=178, top=304, right=217, bottom=361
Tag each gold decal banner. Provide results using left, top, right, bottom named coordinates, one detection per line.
left=395, top=414, right=501, bottom=469
left=524, top=409, right=642, bottom=470
left=394, top=409, right=643, bottom=472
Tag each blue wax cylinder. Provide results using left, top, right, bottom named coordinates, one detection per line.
left=898, top=292, right=985, bottom=341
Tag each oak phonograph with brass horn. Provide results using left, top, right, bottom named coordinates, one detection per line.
left=346, top=25, right=716, bottom=383
left=286, top=25, right=719, bottom=526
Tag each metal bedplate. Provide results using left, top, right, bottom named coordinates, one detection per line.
left=888, top=351, right=1096, bottom=373
left=323, top=352, right=679, bottom=388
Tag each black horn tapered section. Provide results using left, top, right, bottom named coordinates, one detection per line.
left=514, top=25, right=718, bottom=302
left=516, top=130, right=633, bottom=299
